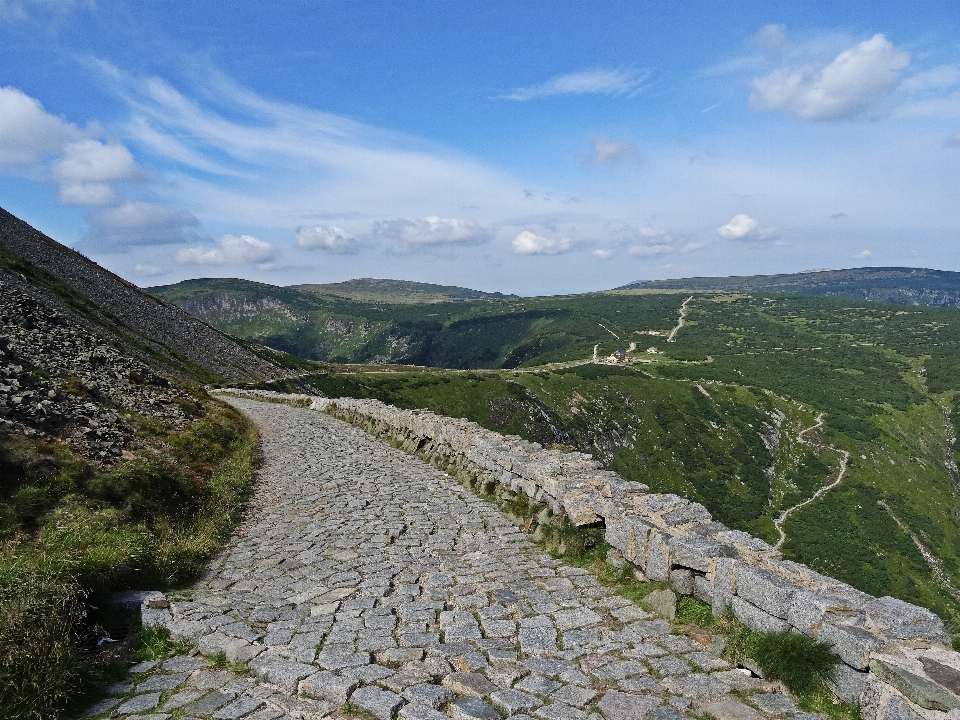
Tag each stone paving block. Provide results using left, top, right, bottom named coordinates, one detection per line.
left=550, top=685, right=596, bottom=707
left=299, top=670, right=359, bottom=703
left=212, top=697, right=267, bottom=719
left=402, top=683, right=455, bottom=709
left=598, top=690, right=662, bottom=720
left=351, top=686, right=407, bottom=720
left=161, top=689, right=205, bottom=710
left=113, top=693, right=162, bottom=715
left=748, top=693, right=798, bottom=716
left=444, top=671, right=500, bottom=697
left=534, top=702, right=587, bottom=720
left=661, top=674, right=731, bottom=700
left=249, top=658, right=316, bottom=692
left=451, top=696, right=502, bottom=720
left=517, top=674, right=563, bottom=696
left=315, top=647, right=372, bottom=670
left=399, top=704, right=449, bottom=720
left=135, top=672, right=191, bottom=692
left=82, top=697, right=120, bottom=717
left=683, top=652, right=729, bottom=672
left=649, top=707, right=691, bottom=720
left=699, top=696, right=766, bottom=720
left=161, top=656, right=206, bottom=672
left=184, top=691, right=237, bottom=715
left=649, top=657, right=691, bottom=677
left=552, top=608, right=602, bottom=632
left=491, top=688, right=543, bottom=714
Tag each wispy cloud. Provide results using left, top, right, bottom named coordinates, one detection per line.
left=503, top=68, right=649, bottom=101
left=98, top=65, right=527, bottom=229
left=85, top=201, right=199, bottom=247
left=854, top=249, right=872, bottom=259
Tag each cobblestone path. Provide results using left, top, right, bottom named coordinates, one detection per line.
left=85, top=398, right=812, bottom=720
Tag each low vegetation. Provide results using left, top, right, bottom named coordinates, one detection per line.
left=0, top=394, right=257, bottom=719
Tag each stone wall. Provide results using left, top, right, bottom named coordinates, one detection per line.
left=223, top=389, right=960, bottom=720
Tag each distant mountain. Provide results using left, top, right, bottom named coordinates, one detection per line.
left=293, top=277, right=518, bottom=304
left=619, top=267, right=960, bottom=307
left=0, top=207, right=287, bottom=384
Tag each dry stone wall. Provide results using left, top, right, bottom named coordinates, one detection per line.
left=223, top=389, right=960, bottom=720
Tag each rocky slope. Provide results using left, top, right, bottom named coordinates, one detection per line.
left=0, top=206, right=285, bottom=384
left=0, top=280, right=200, bottom=466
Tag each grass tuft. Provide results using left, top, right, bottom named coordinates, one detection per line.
left=752, top=631, right=840, bottom=696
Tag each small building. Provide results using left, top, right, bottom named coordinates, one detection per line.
left=607, top=349, right=628, bottom=363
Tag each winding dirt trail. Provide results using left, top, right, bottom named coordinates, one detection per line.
left=666, top=296, right=694, bottom=343
left=772, top=413, right=850, bottom=550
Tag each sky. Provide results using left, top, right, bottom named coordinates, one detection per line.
left=0, top=1, right=958, bottom=295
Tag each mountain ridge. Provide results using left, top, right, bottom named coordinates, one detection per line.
left=619, top=266, right=960, bottom=307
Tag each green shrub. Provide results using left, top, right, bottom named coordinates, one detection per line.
left=676, top=596, right=714, bottom=626
left=728, top=629, right=839, bottom=695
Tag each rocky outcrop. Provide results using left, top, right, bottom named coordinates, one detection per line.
left=0, top=206, right=284, bottom=384
left=224, top=389, right=960, bottom=720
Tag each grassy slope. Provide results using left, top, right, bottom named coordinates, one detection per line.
left=0, top=391, right=258, bottom=718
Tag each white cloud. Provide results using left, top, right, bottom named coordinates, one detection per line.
left=86, top=200, right=198, bottom=246
left=717, top=214, right=777, bottom=240
left=900, top=65, right=960, bottom=95
left=503, top=68, right=648, bottom=101
left=584, top=135, right=638, bottom=164
left=0, top=86, right=83, bottom=168
left=134, top=263, right=163, bottom=276
left=295, top=224, right=359, bottom=254
left=750, top=34, right=910, bottom=120
left=176, top=233, right=276, bottom=266
left=682, top=242, right=706, bottom=253
left=512, top=230, right=573, bottom=255
left=53, top=139, right=141, bottom=206
left=375, top=217, right=493, bottom=253
left=854, top=249, right=872, bottom=259
left=592, top=249, right=613, bottom=260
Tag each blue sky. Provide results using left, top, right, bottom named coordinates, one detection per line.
left=1, top=1, right=959, bottom=294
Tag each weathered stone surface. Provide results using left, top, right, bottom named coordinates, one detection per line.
left=644, top=589, right=677, bottom=620
left=735, top=568, right=794, bottom=620
left=491, top=688, right=543, bottom=714
left=299, top=671, right=359, bottom=703
left=598, top=690, right=661, bottom=720
left=700, top=696, right=766, bottom=720
left=731, top=597, right=790, bottom=634
left=352, top=686, right=406, bottom=720
left=871, top=659, right=960, bottom=711
left=645, top=533, right=671, bottom=581
left=443, top=672, right=499, bottom=697
left=817, top=623, right=883, bottom=670
left=748, top=694, right=798, bottom=716
left=450, top=697, right=502, bottom=720
left=113, top=693, right=162, bottom=715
